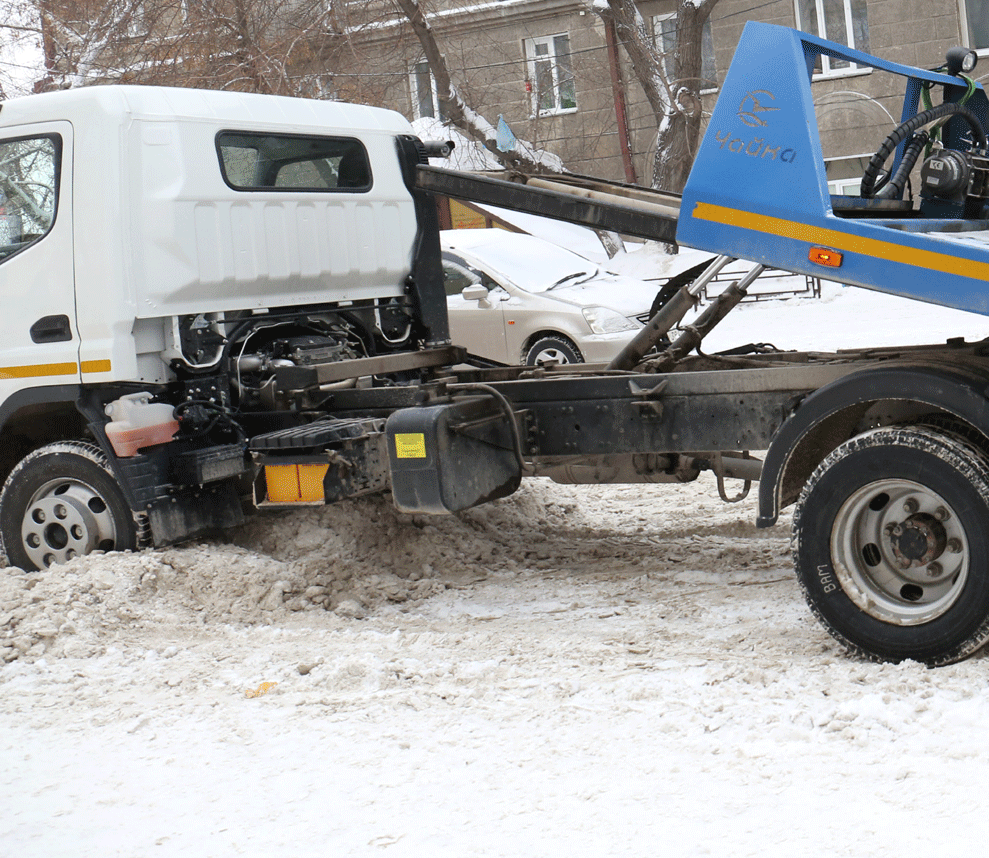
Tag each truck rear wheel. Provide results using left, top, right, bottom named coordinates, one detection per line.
left=0, top=441, right=146, bottom=571
left=792, top=426, right=989, bottom=665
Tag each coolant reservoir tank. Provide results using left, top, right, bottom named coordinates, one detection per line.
left=104, top=392, right=179, bottom=458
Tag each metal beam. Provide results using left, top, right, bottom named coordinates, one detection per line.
left=415, top=166, right=680, bottom=243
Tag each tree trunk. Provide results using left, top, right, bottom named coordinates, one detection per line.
left=652, top=1, right=712, bottom=192
left=597, top=0, right=719, bottom=193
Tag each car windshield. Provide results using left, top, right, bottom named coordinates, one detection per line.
left=467, top=236, right=597, bottom=294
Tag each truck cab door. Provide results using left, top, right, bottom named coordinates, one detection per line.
left=0, top=123, right=77, bottom=403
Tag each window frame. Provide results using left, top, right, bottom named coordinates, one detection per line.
left=958, top=0, right=989, bottom=54
left=795, top=0, right=872, bottom=79
left=215, top=131, right=373, bottom=193
left=651, top=13, right=719, bottom=94
left=523, top=33, right=578, bottom=117
left=0, top=133, right=62, bottom=264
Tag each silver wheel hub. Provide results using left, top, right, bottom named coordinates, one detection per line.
left=831, top=479, right=969, bottom=626
left=533, top=347, right=571, bottom=365
left=21, top=480, right=117, bottom=569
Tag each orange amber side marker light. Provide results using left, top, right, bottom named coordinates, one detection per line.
left=809, top=246, right=843, bottom=267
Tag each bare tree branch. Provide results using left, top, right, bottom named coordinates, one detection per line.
left=391, top=0, right=564, bottom=175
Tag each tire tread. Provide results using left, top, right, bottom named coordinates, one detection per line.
left=0, top=440, right=150, bottom=569
left=792, top=425, right=989, bottom=666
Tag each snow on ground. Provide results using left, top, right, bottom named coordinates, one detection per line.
left=4, top=281, right=989, bottom=857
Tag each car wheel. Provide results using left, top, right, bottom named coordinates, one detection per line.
left=0, top=441, right=148, bottom=571
left=524, top=336, right=582, bottom=366
left=792, top=425, right=989, bottom=665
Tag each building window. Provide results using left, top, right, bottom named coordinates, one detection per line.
left=960, top=0, right=989, bottom=51
left=825, top=155, right=870, bottom=195
left=795, top=0, right=870, bottom=76
left=411, top=60, right=444, bottom=121
left=524, top=34, right=577, bottom=116
left=652, top=14, right=718, bottom=91
left=125, top=1, right=147, bottom=37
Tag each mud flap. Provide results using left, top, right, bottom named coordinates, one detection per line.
left=147, top=480, right=245, bottom=546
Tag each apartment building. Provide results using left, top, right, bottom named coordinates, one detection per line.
left=25, top=0, right=986, bottom=191
left=332, top=0, right=987, bottom=189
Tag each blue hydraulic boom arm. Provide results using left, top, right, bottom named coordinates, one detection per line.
left=676, top=22, right=989, bottom=314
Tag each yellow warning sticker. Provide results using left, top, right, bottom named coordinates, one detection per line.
left=394, top=432, right=427, bottom=459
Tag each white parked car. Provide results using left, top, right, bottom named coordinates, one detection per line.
left=441, top=229, right=664, bottom=366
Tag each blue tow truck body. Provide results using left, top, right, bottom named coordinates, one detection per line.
left=408, top=24, right=989, bottom=665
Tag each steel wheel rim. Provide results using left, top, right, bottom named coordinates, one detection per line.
left=533, top=346, right=572, bottom=365
left=20, top=478, right=118, bottom=569
left=830, top=478, right=969, bottom=626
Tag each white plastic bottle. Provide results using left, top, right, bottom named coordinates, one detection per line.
left=104, top=392, right=179, bottom=458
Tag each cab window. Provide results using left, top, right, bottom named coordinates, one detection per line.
left=0, top=135, right=59, bottom=261
left=217, top=132, right=372, bottom=192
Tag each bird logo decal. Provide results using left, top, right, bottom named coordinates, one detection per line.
left=738, top=90, right=781, bottom=127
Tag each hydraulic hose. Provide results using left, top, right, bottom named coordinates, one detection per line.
left=860, top=102, right=987, bottom=198
left=876, top=131, right=929, bottom=199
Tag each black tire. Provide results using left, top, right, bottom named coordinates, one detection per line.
left=0, top=441, right=147, bottom=571
left=792, top=426, right=989, bottom=665
left=524, top=335, right=582, bottom=366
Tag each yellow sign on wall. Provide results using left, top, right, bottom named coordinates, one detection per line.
left=449, top=199, right=489, bottom=230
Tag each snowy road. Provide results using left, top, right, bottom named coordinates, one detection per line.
left=3, top=480, right=989, bottom=857
left=4, top=281, right=989, bottom=856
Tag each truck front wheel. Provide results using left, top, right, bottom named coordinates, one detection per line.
left=792, top=426, right=989, bottom=665
left=0, top=441, right=146, bottom=571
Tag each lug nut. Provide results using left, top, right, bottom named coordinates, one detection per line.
left=926, top=562, right=943, bottom=578
left=934, top=506, right=951, bottom=521
left=891, top=524, right=904, bottom=537
left=948, top=538, right=963, bottom=554
left=903, top=498, right=919, bottom=514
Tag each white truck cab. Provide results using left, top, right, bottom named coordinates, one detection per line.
left=0, top=85, right=424, bottom=388
left=0, top=86, right=451, bottom=569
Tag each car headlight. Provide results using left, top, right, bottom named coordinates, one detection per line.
left=582, top=306, right=639, bottom=334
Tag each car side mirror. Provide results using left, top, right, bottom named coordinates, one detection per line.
left=462, top=284, right=491, bottom=307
